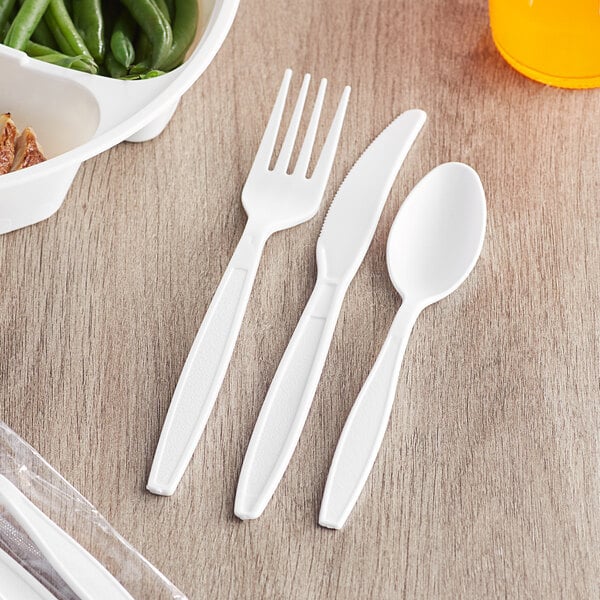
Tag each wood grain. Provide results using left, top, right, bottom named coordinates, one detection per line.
left=1, top=0, right=599, bottom=598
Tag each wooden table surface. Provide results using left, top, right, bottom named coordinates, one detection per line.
left=1, top=0, right=599, bottom=598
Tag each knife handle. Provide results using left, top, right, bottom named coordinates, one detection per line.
left=148, top=222, right=268, bottom=496
left=0, top=476, right=134, bottom=600
left=0, top=547, right=58, bottom=600
left=319, top=302, right=420, bottom=529
left=235, top=277, right=346, bottom=520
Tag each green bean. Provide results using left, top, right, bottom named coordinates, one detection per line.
left=0, top=0, right=17, bottom=36
left=127, top=28, right=150, bottom=73
left=154, top=0, right=169, bottom=21
left=100, top=0, right=118, bottom=45
left=72, top=0, right=104, bottom=62
left=128, top=0, right=195, bottom=73
left=4, top=0, right=50, bottom=50
left=138, top=69, right=163, bottom=78
left=44, top=9, right=70, bottom=50
left=25, top=39, right=97, bottom=72
left=44, top=0, right=93, bottom=58
left=118, top=0, right=172, bottom=69
left=109, top=8, right=134, bottom=67
left=15, top=0, right=56, bottom=47
left=1, top=15, right=12, bottom=39
left=35, top=53, right=96, bottom=71
left=163, top=0, right=174, bottom=19
left=31, top=16, right=57, bottom=47
left=104, top=47, right=127, bottom=77
left=162, top=0, right=198, bottom=70
left=5, top=0, right=197, bottom=77
left=121, top=68, right=164, bottom=80
left=137, top=30, right=151, bottom=56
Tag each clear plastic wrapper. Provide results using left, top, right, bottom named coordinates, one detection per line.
left=0, top=421, right=187, bottom=599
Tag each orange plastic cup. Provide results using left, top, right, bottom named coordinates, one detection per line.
left=489, top=0, right=600, bottom=89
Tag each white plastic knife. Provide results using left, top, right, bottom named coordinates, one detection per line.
left=234, top=109, right=427, bottom=520
left=0, top=547, right=57, bottom=600
left=0, top=476, right=134, bottom=600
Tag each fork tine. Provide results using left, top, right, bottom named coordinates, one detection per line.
left=293, top=78, right=327, bottom=177
left=274, top=73, right=311, bottom=172
left=251, top=69, right=293, bottom=169
left=310, top=85, right=351, bottom=185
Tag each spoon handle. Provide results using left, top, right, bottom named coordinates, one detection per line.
left=148, top=221, right=268, bottom=496
left=319, top=302, right=420, bottom=529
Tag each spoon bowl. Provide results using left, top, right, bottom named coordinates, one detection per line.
left=387, top=162, right=486, bottom=305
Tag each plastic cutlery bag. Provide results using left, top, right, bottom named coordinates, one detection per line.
left=0, top=421, right=187, bottom=599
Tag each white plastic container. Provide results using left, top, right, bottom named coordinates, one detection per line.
left=0, top=0, right=239, bottom=235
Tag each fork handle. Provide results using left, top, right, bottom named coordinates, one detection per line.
left=235, top=276, right=346, bottom=520
left=148, top=223, right=268, bottom=496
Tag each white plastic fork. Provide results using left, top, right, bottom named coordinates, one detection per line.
left=148, top=69, right=351, bottom=496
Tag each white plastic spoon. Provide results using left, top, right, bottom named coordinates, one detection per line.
left=319, top=162, right=486, bottom=529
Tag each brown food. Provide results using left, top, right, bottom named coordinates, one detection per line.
left=0, top=115, right=47, bottom=176
left=0, top=113, right=18, bottom=175
left=11, top=126, right=47, bottom=172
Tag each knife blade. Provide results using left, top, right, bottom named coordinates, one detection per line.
left=234, top=109, right=426, bottom=520
left=317, top=109, right=427, bottom=283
